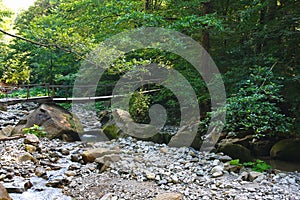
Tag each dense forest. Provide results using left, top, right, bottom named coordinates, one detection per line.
left=0, top=0, right=299, bottom=138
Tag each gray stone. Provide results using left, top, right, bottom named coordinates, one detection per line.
left=12, top=104, right=83, bottom=141
left=100, top=193, right=118, bottom=200
left=18, top=152, right=38, bottom=163
left=0, top=125, right=14, bottom=137
left=65, top=171, right=77, bottom=177
left=145, top=171, right=156, bottom=180
left=249, top=171, right=263, bottom=182
left=94, top=154, right=121, bottom=165
left=35, top=167, right=47, bottom=177
left=24, top=134, right=40, bottom=145
left=82, top=148, right=120, bottom=163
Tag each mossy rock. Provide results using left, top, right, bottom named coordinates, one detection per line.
left=12, top=103, right=83, bottom=141
left=142, top=132, right=172, bottom=144
left=251, top=139, right=276, bottom=156
left=270, top=138, right=300, bottom=162
left=218, top=143, right=253, bottom=162
left=103, top=124, right=121, bottom=140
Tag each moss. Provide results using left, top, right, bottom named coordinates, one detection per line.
left=103, top=124, right=120, bottom=140
left=270, top=138, right=300, bottom=161
left=64, top=114, right=83, bottom=133
left=219, top=143, right=253, bottom=162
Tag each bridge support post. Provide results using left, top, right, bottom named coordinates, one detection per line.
left=26, top=85, right=30, bottom=99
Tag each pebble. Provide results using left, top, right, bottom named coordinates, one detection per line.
left=35, top=167, right=47, bottom=177
left=0, top=126, right=299, bottom=200
left=65, top=171, right=77, bottom=177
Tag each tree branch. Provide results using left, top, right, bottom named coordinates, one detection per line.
left=0, top=29, right=110, bottom=66
left=0, top=28, right=50, bottom=48
left=0, top=28, right=88, bottom=62
left=0, top=28, right=81, bottom=56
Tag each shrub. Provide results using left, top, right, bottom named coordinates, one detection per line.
left=0, top=87, right=47, bottom=98
left=22, top=124, right=47, bottom=138
left=129, top=92, right=151, bottom=123
left=224, top=66, right=293, bottom=138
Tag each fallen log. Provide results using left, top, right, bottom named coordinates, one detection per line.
left=0, top=135, right=25, bottom=141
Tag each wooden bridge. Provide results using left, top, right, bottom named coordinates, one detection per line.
left=0, top=82, right=160, bottom=106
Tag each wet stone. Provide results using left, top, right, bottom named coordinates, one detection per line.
left=24, top=134, right=40, bottom=146
left=35, top=167, right=47, bottom=177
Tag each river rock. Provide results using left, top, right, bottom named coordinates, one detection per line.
left=249, top=171, right=263, bottom=182
left=24, top=134, right=40, bottom=145
left=168, top=124, right=198, bottom=148
left=0, top=125, right=14, bottom=137
left=64, top=171, right=77, bottom=177
left=211, top=165, right=224, bottom=177
left=0, top=183, right=12, bottom=200
left=94, top=154, right=121, bottom=165
left=24, top=181, right=33, bottom=190
left=100, top=193, right=118, bottom=200
left=155, top=192, right=183, bottom=200
left=25, top=144, right=37, bottom=153
left=35, top=167, right=47, bottom=177
left=18, top=152, right=38, bottom=163
left=270, top=138, right=300, bottom=161
left=112, top=109, right=158, bottom=139
left=82, top=148, right=121, bottom=163
left=12, top=103, right=83, bottom=141
left=218, top=143, right=253, bottom=162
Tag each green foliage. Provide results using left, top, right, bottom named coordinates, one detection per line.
left=129, top=92, right=151, bottom=123
left=58, top=103, right=71, bottom=110
left=229, top=159, right=243, bottom=167
left=0, top=0, right=12, bottom=25
left=230, top=159, right=272, bottom=172
left=1, top=51, right=31, bottom=85
left=22, top=124, right=47, bottom=138
left=0, top=0, right=298, bottom=135
left=0, top=87, right=47, bottom=98
left=225, top=66, right=293, bottom=137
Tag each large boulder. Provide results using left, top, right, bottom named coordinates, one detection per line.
left=251, top=139, right=276, bottom=156
left=218, top=143, right=253, bottom=162
left=168, top=124, right=200, bottom=149
left=12, top=103, right=83, bottom=141
left=270, top=138, right=300, bottom=161
left=101, top=109, right=169, bottom=143
left=113, top=109, right=158, bottom=139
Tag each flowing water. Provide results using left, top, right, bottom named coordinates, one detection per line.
left=8, top=169, right=72, bottom=200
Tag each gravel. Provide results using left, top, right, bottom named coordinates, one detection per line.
left=2, top=136, right=298, bottom=200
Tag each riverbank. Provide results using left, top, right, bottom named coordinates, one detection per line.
left=0, top=136, right=299, bottom=200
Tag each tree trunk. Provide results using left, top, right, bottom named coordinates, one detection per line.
left=256, top=7, right=266, bottom=54
left=201, top=2, right=212, bottom=53
left=144, top=0, right=152, bottom=12
left=201, top=1, right=212, bottom=81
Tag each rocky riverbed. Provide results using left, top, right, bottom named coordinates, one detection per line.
left=0, top=136, right=299, bottom=200
left=0, top=103, right=300, bottom=199
left=0, top=103, right=37, bottom=130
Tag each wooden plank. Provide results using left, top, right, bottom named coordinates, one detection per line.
left=0, top=96, right=52, bottom=106
left=0, top=89, right=160, bottom=105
